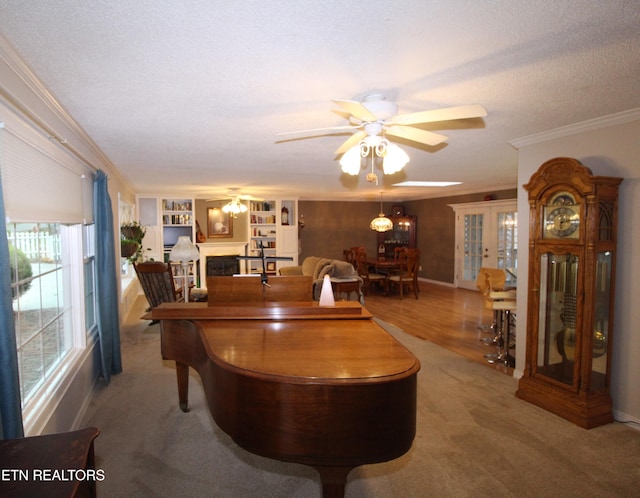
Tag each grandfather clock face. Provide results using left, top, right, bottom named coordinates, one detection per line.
left=543, top=191, right=580, bottom=239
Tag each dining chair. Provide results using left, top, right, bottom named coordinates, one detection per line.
left=387, top=248, right=420, bottom=299
left=355, top=250, right=387, bottom=295
left=344, top=246, right=365, bottom=271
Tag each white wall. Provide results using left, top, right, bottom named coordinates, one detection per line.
left=513, top=111, right=640, bottom=424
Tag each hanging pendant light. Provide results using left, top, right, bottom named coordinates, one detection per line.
left=370, top=192, right=393, bottom=232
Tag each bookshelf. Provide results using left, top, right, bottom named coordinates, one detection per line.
left=246, top=199, right=298, bottom=275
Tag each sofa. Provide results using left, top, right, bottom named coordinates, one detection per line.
left=279, top=256, right=362, bottom=302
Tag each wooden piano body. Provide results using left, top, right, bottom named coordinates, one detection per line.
left=151, top=276, right=420, bottom=497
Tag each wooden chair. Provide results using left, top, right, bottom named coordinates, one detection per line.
left=387, top=248, right=420, bottom=299
left=133, top=261, right=184, bottom=313
left=392, top=246, right=408, bottom=262
left=343, top=246, right=365, bottom=270
left=355, top=250, right=387, bottom=295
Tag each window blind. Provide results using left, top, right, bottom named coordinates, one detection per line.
left=0, top=106, right=94, bottom=224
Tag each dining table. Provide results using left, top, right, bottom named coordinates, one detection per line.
left=365, top=257, right=403, bottom=273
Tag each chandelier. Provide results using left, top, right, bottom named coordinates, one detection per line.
left=340, top=133, right=410, bottom=184
left=370, top=192, right=393, bottom=232
left=221, top=197, right=247, bottom=216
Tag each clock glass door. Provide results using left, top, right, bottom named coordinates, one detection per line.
left=591, top=251, right=612, bottom=389
left=536, top=252, right=579, bottom=387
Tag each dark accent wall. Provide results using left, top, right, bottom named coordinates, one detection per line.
left=298, top=201, right=380, bottom=262
left=300, top=188, right=516, bottom=284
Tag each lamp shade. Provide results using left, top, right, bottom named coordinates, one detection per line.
left=370, top=191, right=393, bottom=232
left=382, top=143, right=410, bottom=175
left=339, top=145, right=362, bottom=175
left=169, top=236, right=200, bottom=262
left=370, top=214, right=393, bottom=232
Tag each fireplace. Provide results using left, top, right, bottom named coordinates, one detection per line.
left=198, top=242, right=248, bottom=288
left=206, top=255, right=240, bottom=277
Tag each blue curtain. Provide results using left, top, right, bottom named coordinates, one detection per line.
left=0, top=171, right=24, bottom=439
left=94, top=170, right=122, bottom=383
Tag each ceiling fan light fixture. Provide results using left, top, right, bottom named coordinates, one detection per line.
left=340, top=144, right=362, bottom=175
left=222, top=198, right=248, bottom=215
left=382, top=142, right=410, bottom=175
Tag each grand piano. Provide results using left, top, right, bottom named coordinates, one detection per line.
left=150, top=276, right=420, bottom=497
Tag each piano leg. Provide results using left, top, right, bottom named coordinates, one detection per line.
left=315, top=465, right=353, bottom=498
left=176, top=361, right=190, bottom=412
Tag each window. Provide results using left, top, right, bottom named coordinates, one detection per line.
left=8, top=222, right=76, bottom=405
left=83, top=223, right=97, bottom=335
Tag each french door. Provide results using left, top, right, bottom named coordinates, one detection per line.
left=449, top=199, right=517, bottom=290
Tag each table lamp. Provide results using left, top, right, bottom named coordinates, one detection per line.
left=169, top=236, right=200, bottom=302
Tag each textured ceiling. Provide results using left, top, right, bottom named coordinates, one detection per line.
left=1, top=0, right=639, bottom=201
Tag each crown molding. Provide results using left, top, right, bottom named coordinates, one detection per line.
left=509, top=108, right=640, bottom=149
left=0, top=34, right=127, bottom=185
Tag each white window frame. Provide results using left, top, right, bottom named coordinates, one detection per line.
left=17, top=224, right=90, bottom=434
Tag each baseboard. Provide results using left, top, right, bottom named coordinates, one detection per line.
left=417, top=277, right=455, bottom=287
left=613, top=409, right=640, bottom=431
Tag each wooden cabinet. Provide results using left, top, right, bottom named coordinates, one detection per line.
left=516, top=157, right=622, bottom=428
left=246, top=199, right=298, bottom=275
left=376, top=205, right=416, bottom=259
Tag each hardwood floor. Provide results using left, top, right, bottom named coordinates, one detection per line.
left=362, top=280, right=515, bottom=375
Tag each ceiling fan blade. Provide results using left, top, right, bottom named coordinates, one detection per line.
left=332, top=99, right=378, bottom=122
left=389, top=104, right=487, bottom=126
left=276, top=124, right=361, bottom=137
left=334, top=131, right=367, bottom=155
left=385, top=125, right=448, bottom=147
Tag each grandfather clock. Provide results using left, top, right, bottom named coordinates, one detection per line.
left=516, top=157, right=622, bottom=428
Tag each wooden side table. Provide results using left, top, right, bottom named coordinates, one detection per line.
left=0, top=427, right=100, bottom=497
left=330, top=277, right=360, bottom=301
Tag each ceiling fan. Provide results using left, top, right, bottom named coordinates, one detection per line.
left=277, top=94, right=487, bottom=157
left=206, top=189, right=261, bottom=202
left=206, top=189, right=261, bottom=216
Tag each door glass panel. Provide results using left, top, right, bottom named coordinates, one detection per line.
left=537, top=253, right=578, bottom=386
left=497, top=211, right=518, bottom=286
left=463, top=213, right=483, bottom=283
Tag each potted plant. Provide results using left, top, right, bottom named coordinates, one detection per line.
left=121, top=221, right=146, bottom=241
left=120, top=221, right=146, bottom=263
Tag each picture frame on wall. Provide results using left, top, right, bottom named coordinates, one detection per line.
left=266, top=261, right=276, bottom=272
left=207, top=207, right=233, bottom=238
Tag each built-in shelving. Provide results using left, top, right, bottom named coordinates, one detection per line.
left=136, top=195, right=197, bottom=285
left=246, top=199, right=298, bottom=275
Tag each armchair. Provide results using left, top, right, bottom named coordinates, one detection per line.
left=279, top=256, right=362, bottom=301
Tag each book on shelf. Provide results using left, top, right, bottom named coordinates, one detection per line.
left=250, top=201, right=275, bottom=212
left=163, top=200, right=192, bottom=211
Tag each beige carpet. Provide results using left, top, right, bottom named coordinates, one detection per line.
left=82, top=300, right=640, bottom=497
